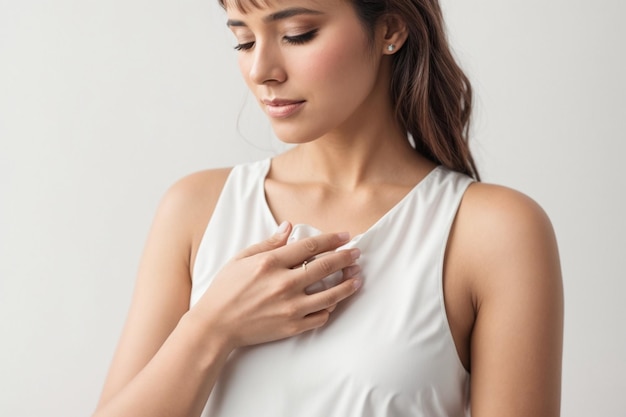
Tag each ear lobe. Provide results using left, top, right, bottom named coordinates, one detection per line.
left=380, top=14, right=408, bottom=54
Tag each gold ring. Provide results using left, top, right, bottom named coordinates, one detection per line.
left=302, top=260, right=308, bottom=272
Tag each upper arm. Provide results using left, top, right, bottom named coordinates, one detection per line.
left=97, top=168, right=231, bottom=406
left=458, top=184, right=563, bottom=416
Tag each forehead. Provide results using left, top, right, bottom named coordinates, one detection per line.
left=222, top=0, right=330, bottom=14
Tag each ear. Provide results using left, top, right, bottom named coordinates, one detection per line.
left=377, top=14, right=409, bottom=55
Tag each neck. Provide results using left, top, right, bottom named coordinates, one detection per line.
left=277, top=116, right=431, bottom=191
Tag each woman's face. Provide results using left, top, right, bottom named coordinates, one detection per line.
left=225, top=0, right=388, bottom=144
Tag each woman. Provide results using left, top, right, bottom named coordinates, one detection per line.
left=94, top=0, right=563, bottom=416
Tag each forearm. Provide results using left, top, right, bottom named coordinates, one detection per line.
left=93, top=312, right=232, bottom=417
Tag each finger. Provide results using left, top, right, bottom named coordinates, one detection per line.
left=300, top=276, right=363, bottom=314
left=297, top=248, right=361, bottom=288
left=292, top=310, right=331, bottom=334
left=235, top=221, right=292, bottom=259
left=274, top=232, right=352, bottom=267
left=304, top=264, right=361, bottom=295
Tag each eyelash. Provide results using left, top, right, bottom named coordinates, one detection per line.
left=234, top=29, right=319, bottom=51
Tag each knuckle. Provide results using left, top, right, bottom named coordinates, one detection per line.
left=322, top=291, right=338, bottom=307
left=256, top=254, right=278, bottom=272
left=274, top=277, right=294, bottom=294
left=304, top=238, right=319, bottom=253
left=281, top=302, right=300, bottom=319
left=316, top=257, right=334, bottom=276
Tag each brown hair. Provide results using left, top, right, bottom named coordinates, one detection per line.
left=219, top=0, right=480, bottom=180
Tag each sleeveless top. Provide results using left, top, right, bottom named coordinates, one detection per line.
left=191, top=158, right=473, bottom=417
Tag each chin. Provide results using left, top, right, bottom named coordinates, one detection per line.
left=270, top=123, right=327, bottom=145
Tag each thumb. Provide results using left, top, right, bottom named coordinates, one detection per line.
left=235, top=221, right=291, bottom=259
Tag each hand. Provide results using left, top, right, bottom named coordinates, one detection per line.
left=191, top=222, right=362, bottom=350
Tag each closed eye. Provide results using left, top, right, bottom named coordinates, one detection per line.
left=234, top=29, right=318, bottom=52
left=283, top=29, right=318, bottom=45
left=234, top=41, right=255, bottom=51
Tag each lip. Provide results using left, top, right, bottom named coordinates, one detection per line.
left=262, top=98, right=305, bottom=118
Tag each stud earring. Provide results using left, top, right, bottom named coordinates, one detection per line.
left=387, top=44, right=395, bottom=52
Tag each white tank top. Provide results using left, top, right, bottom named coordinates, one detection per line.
left=191, top=158, right=473, bottom=417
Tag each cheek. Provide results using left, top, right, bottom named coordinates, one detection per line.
left=298, top=34, right=375, bottom=90
left=303, top=45, right=346, bottom=82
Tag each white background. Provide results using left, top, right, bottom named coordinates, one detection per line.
left=1, top=0, right=624, bottom=416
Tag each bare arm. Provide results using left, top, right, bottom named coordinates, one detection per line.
left=456, top=184, right=563, bottom=416
left=93, top=171, right=362, bottom=417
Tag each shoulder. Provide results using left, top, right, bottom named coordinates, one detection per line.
left=161, top=168, right=232, bottom=211
left=453, top=182, right=561, bottom=292
left=157, top=167, right=232, bottom=226
left=456, top=182, right=559, bottom=276
left=152, top=167, right=233, bottom=267
left=457, top=182, right=556, bottom=245
left=460, top=181, right=549, bottom=223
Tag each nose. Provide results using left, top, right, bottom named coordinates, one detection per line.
left=247, top=41, right=287, bottom=85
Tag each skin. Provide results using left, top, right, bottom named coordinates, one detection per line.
left=94, top=1, right=563, bottom=416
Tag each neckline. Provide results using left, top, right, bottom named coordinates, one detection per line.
left=257, top=158, right=441, bottom=243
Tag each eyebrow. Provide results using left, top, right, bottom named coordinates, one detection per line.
left=226, top=7, right=323, bottom=27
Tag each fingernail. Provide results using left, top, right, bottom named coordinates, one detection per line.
left=275, top=221, right=289, bottom=235
left=352, top=277, right=362, bottom=290
left=350, top=248, right=361, bottom=260
left=337, top=232, right=350, bottom=242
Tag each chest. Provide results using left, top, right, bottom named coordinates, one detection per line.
left=263, top=179, right=416, bottom=237
left=205, top=231, right=469, bottom=415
